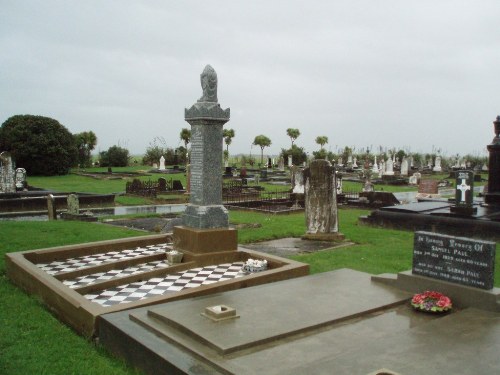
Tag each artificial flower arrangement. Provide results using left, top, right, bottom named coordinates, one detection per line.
left=411, top=291, right=452, bottom=313
left=242, top=258, right=268, bottom=273
left=166, top=250, right=183, bottom=264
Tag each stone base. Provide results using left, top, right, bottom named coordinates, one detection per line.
left=173, top=226, right=237, bottom=254
left=372, top=270, right=500, bottom=312
left=182, top=204, right=228, bottom=229
left=60, top=212, right=98, bottom=222
left=450, top=205, right=477, bottom=216
left=485, top=192, right=500, bottom=206
left=301, top=232, right=345, bottom=242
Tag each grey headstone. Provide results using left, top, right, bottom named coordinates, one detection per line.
left=0, top=151, right=16, bottom=193
left=291, top=166, right=304, bottom=194
left=304, top=159, right=339, bottom=234
left=400, top=158, right=409, bottom=176
left=67, top=194, right=79, bottom=215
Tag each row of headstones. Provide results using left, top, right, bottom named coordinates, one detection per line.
left=0, top=151, right=27, bottom=193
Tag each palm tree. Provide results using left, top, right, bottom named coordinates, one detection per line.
left=223, top=128, right=235, bottom=154
left=286, top=128, right=300, bottom=148
left=253, top=135, right=272, bottom=165
left=179, top=128, right=191, bottom=163
left=74, top=131, right=97, bottom=167
left=315, top=136, right=328, bottom=150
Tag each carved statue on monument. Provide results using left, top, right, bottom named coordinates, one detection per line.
left=198, top=65, right=218, bottom=103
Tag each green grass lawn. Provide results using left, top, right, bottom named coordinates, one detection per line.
left=1, top=186, right=495, bottom=373
left=0, top=221, right=148, bottom=375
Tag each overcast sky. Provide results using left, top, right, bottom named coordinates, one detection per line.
left=1, top=1, right=499, bottom=159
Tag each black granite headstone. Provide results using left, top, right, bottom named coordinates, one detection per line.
left=412, top=231, right=495, bottom=290
left=455, top=170, right=474, bottom=207
left=172, top=180, right=183, bottom=191
left=451, top=170, right=476, bottom=215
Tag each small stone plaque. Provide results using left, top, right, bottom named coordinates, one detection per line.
left=412, top=231, right=496, bottom=290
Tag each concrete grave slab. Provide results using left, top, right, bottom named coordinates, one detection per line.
left=100, top=269, right=422, bottom=374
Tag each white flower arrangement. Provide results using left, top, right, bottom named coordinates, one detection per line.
left=166, top=249, right=183, bottom=263
left=242, top=258, right=268, bottom=273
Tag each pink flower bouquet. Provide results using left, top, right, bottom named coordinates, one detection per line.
left=411, top=291, right=452, bottom=313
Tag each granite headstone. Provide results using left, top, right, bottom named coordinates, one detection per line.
left=412, top=231, right=495, bottom=290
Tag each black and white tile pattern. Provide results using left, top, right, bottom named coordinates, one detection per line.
left=36, top=243, right=171, bottom=275
left=63, top=260, right=169, bottom=289
left=84, top=262, right=245, bottom=307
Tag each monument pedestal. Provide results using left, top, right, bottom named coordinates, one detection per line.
left=182, top=204, right=229, bottom=229
left=173, top=226, right=237, bottom=254
left=450, top=205, right=477, bottom=215
left=302, top=232, right=345, bottom=242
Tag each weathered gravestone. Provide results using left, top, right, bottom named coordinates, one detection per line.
left=0, top=151, right=15, bottom=193
left=384, top=156, right=394, bottom=176
left=15, top=168, right=27, bottom=190
left=302, top=159, right=344, bottom=241
left=174, top=65, right=236, bottom=253
left=278, top=156, right=285, bottom=171
left=371, top=155, right=379, bottom=173
left=433, top=156, right=442, bottom=172
left=413, top=231, right=495, bottom=290
left=450, top=170, right=476, bottom=215
left=67, top=194, right=79, bottom=215
left=291, top=166, right=304, bottom=194
left=400, top=158, right=409, bottom=176
left=159, top=156, right=166, bottom=171
left=416, top=179, right=440, bottom=199
left=172, top=180, right=183, bottom=191
left=158, top=177, right=167, bottom=192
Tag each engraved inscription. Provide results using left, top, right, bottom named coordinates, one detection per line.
left=412, top=231, right=496, bottom=290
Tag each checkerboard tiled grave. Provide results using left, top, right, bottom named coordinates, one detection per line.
left=84, top=262, right=246, bottom=307
left=36, top=243, right=172, bottom=275
left=34, top=242, right=247, bottom=307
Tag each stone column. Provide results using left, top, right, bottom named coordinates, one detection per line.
left=182, top=65, right=230, bottom=229
left=174, top=65, right=237, bottom=254
left=485, top=115, right=500, bottom=205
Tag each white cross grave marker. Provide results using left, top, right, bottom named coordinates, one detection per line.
left=457, top=178, right=471, bottom=202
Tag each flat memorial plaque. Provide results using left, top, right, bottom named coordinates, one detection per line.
left=412, top=231, right=496, bottom=290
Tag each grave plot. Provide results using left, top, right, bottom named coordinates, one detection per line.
left=6, top=234, right=308, bottom=337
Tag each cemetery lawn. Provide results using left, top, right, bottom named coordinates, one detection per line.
left=2, top=210, right=499, bottom=374
left=0, top=221, right=148, bottom=375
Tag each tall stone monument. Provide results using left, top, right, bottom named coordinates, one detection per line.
left=302, top=159, right=344, bottom=241
left=485, top=115, right=500, bottom=206
left=173, top=65, right=236, bottom=254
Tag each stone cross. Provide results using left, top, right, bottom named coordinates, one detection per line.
left=457, top=178, right=471, bottom=202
